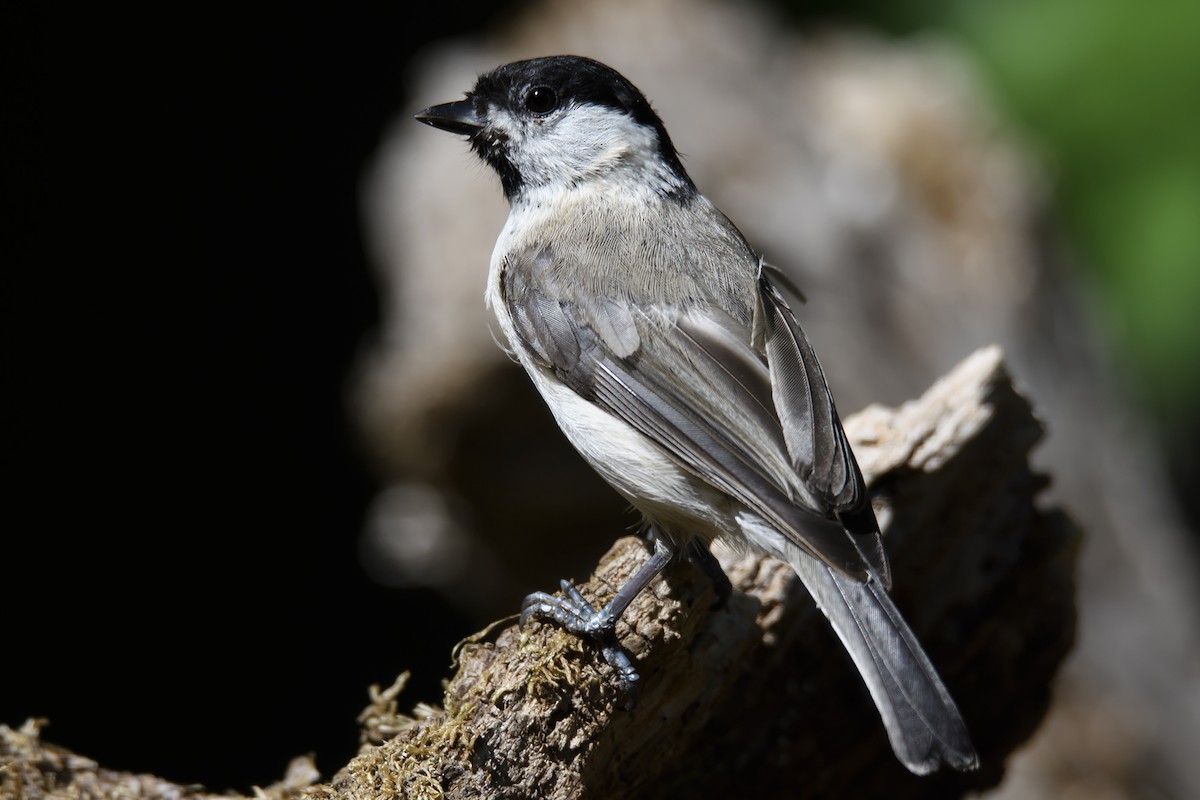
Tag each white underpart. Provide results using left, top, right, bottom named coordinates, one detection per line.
left=493, top=314, right=730, bottom=543
left=530, top=369, right=715, bottom=522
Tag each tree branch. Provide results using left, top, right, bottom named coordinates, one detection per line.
left=2, top=347, right=1078, bottom=800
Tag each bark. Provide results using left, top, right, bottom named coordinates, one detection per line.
left=2, top=347, right=1078, bottom=800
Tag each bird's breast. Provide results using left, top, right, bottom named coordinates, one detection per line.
left=492, top=187, right=761, bottom=318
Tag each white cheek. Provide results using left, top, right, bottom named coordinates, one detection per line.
left=516, top=104, right=660, bottom=187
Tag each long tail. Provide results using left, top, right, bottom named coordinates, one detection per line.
left=788, top=548, right=979, bottom=774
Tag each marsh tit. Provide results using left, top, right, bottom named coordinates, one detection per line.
left=416, top=55, right=977, bottom=774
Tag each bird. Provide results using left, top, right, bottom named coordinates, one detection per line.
left=414, top=54, right=978, bottom=775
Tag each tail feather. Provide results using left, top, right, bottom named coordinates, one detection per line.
left=788, top=546, right=979, bottom=774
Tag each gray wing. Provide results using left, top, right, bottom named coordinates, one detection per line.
left=501, top=245, right=886, bottom=582
left=754, top=277, right=889, bottom=584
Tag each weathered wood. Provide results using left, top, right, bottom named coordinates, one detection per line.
left=1, top=347, right=1078, bottom=800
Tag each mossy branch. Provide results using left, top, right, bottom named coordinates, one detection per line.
left=2, top=347, right=1079, bottom=800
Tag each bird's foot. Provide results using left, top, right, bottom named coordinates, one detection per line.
left=521, top=579, right=640, bottom=705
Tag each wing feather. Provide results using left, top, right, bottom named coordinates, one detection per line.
left=756, top=275, right=889, bottom=582
left=500, top=247, right=882, bottom=580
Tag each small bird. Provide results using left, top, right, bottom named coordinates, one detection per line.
left=416, top=55, right=978, bottom=774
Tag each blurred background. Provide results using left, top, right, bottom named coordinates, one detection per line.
left=6, top=0, right=1198, bottom=797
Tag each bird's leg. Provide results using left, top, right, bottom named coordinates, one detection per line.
left=684, top=538, right=732, bottom=609
left=520, top=535, right=676, bottom=700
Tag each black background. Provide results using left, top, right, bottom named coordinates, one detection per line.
left=8, top=2, right=1199, bottom=794
left=5, top=5, right=501, bottom=791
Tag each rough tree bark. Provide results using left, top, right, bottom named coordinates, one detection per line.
left=2, top=347, right=1078, bottom=800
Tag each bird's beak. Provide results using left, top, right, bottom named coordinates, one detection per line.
left=415, top=99, right=484, bottom=136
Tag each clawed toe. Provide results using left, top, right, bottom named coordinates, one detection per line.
left=520, top=580, right=612, bottom=635
left=514, top=539, right=677, bottom=707
left=520, top=580, right=639, bottom=701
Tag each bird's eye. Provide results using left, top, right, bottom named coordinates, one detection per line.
left=524, top=86, right=558, bottom=115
